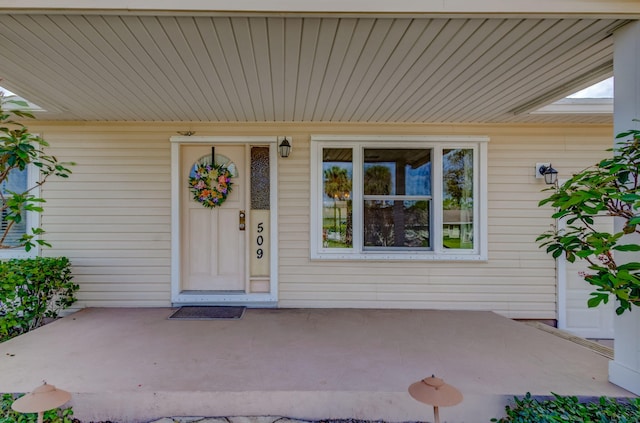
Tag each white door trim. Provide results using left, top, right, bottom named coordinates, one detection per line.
left=169, top=136, right=279, bottom=306
left=556, top=213, right=568, bottom=331
left=556, top=177, right=569, bottom=330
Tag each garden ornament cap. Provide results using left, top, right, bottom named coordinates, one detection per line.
left=12, top=382, right=71, bottom=423
left=408, top=375, right=463, bottom=423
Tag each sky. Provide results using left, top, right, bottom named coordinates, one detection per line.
left=567, top=77, right=613, bottom=98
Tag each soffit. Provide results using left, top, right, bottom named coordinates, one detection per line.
left=4, top=0, right=640, bottom=16
left=0, top=14, right=627, bottom=123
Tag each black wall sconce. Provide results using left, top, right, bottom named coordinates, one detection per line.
left=279, top=137, right=291, bottom=158
left=537, top=163, right=558, bottom=185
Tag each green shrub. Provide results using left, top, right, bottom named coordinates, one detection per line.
left=0, top=257, right=78, bottom=342
left=0, top=393, right=75, bottom=423
left=492, top=392, right=640, bottom=423
left=537, top=126, right=640, bottom=315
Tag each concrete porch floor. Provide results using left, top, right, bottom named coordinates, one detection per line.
left=0, top=308, right=634, bottom=423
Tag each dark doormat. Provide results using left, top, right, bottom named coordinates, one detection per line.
left=169, top=306, right=246, bottom=320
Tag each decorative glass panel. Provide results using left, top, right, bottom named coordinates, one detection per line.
left=251, top=147, right=270, bottom=210
left=323, top=148, right=352, bottom=248
left=190, top=154, right=237, bottom=178
left=364, top=200, right=430, bottom=248
left=443, top=149, right=474, bottom=249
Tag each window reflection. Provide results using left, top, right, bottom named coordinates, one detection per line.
left=363, top=149, right=431, bottom=249
left=323, top=148, right=353, bottom=248
left=443, top=149, right=473, bottom=249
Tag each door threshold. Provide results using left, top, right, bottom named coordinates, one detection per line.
left=172, top=290, right=277, bottom=308
left=181, top=290, right=246, bottom=295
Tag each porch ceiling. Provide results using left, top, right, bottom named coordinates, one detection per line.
left=0, top=14, right=628, bottom=123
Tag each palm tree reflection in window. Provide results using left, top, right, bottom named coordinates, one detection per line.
left=443, top=149, right=473, bottom=249
left=364, top=165, right=393, bottom=246
left=323, top=166, right=352, bottom=247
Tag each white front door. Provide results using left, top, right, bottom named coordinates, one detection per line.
left=181, top=144, right=246, bottom=292
left=560, top=215, right=615, bottom=339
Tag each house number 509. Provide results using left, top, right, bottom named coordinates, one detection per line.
left=256, top=222, right=264, bottom=259
left=250, top=210, right=270, bottom=277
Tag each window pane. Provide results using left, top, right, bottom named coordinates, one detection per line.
left=364, top=149, right=431, bottom=196
left=443, top=149, right=474, bottom=249
left=364, top=200, right=430, bottom=248
left=1, top=168, right=28, bottom=247
left=0, top=167, right=27, bottom=195
left=323, top=148, right=352, bottom=248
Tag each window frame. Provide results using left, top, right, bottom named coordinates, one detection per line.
left=0, top=163, right=41, bottom=259
left=311, top=135, right=489, bottom=261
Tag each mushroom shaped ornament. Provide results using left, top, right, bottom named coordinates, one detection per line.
left=408, top=375, right=463, bottom=423
left=12, top=382, right=71, bottom=423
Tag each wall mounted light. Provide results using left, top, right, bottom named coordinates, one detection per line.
left=536, top=163, right=558, bottom=185
left=279, top=137, right=291, bottom=158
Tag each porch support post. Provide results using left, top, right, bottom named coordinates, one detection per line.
left=610, top=20, right=640, bottom=396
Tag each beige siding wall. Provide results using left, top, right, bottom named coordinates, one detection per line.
left=34, top=125, right=172, bottom=307
left=31, top=122, right=612, bottom=318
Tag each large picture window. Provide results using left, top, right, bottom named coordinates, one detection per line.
left=311, top=136, right=488, bottom=261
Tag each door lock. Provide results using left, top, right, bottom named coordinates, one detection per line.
left=239, top=210, right=246, bottom=231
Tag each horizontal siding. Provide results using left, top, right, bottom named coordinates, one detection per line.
left=37, top=126, right=171, bottom=308
left=30, top=121, right=611, bottom=318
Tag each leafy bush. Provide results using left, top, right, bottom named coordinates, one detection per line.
left=491, top=392, right=640, bottom=423
left=0, top=91, right=73, bottom=252
left=0, top=393, right=75, bottom=423
left=537, top=125, right=640, bottom=314
left=0, top=257, right=78, bottom=342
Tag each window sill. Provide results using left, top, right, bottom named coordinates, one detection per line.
left=311, top=251, right=487, bottom=261
left=0, top=248, right=37, bottom=259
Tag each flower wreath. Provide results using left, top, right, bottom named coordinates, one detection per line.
left=189, top=162, right=233, bottom=208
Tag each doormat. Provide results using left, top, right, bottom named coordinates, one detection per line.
left=169, top=306, right=246, bottom=320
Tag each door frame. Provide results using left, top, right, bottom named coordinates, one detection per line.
left=169, top=136, right=279, bottom=306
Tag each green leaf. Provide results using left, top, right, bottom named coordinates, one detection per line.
left=613, top=244, right=640, bottom=252
left=588, top=295, right=606, bottom=308
left=7, top=99, right=29, bottom=108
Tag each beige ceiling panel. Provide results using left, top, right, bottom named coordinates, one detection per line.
left=266, top=18, right=286, bottom=122
left=4, top=0, right=640, bottom=16
left=0, top=14, right=624, bottom=123
left=319, top=18, right=376, bottom=121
